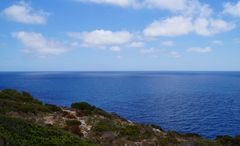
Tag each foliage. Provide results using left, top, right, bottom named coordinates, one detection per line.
left=71, top=102, right=95, bottom=111
left=216, top=135, right=240, bottom=146
left=159, top=136, right=179, bottom=146
left=71, top=102, right=111, bottom=118
left=45, top=104, right=62, bottom=112
left=93, top=119, right=119, bottom=132
left=0, top=115, right=96, bottom=146
left=119, top=125, right=141, bottom=139
left=183, top=133, right=201, bottom=138
left=0, top=89, right=60, bottom=114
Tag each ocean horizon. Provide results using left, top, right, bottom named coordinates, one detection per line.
left=1, top=71, right=240, bottom=139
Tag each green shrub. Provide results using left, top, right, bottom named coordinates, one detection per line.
left=0, top=115, right=97, bottom=146
left=93, top=119, right=116, bottom=132
left=159, top=136, right=179, bottom=146
left=215, top=135, right=240, bottom=146
left=93, top=108, right=112, bottom=118
left=71, top=102, right=95, bottom=111
left=167, top=131, right=180, bottom=137
left=21, top=91, right=32, bottom=98
left=45, top=104, right=62, bottom=112
left=71, top=102, right=113, bottom=118
left=195, top=139, right=218, bottom=146
left=119, top=125, right=141, bottom=138
left=0, top=90, right=57, bottom=114
left=1, top=89, right=21, bottom=98
left=17, top=103, right=50, bottom=114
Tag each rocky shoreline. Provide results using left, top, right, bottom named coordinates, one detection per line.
left=0, top=89, right=240, bottom=146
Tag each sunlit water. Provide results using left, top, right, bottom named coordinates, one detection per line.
left=1, top=71, right=240, bottom=138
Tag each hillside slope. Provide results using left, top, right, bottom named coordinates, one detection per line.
left=0, top=89, right=240, bottom=146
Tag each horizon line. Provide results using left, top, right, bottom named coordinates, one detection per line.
left=0, top=70, right=240, bottom=72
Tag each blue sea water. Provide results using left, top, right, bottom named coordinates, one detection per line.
left=0, top=71, right=240, bottom=138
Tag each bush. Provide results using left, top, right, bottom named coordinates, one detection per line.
left=21, top=91, right=32, bottom=98
left=167, top=131, right=180, bottom=137
left=195, top=139, right=217, bottom=146
left=215, top=135, right=240, bottom=146
left=71, top=102, right=113, bottom=118
left=45, top=104, right=62, bottom=112
left=119, top=125, right=141, bottom=138
left=17, top=103, right=50, bottom=114
left=0, top=89, right=58, bottom=115
left=0, top=115, right=97, bottom=146
left=93, top=108, right=112, bottom=118
left=93, top=119, right=116, bottom=132
left=159, top=136, right=179, bottom=145
left=71, top=102, right=95, bottom=111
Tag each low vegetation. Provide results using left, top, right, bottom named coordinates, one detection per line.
left=0, top=115, right=95, bottom=146
left=0, top=89, right=58, bottom=114
left=71, top=102, right=112, bottom=118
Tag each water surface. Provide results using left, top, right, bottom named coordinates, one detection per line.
left=0, top=71, right=240, bottom=138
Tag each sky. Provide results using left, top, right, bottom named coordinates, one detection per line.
left=0, top=0, right=240, bottom=71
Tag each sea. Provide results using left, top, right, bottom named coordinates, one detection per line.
left=0, top=71, right=240, bottom=138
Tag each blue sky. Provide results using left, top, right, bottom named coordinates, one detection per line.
left=0, top=0, right=240, bottom=71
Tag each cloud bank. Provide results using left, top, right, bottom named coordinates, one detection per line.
left=2, top=2, right=48, bottom=24
left=13, top=32, right=68, bottom=55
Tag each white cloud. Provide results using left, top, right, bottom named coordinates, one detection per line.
left=170, top=51, right=181, bottom=58
left=76, top=0, right=234, bottom=38
left=212, top=40, right=223, bottom=45
left=188, top=47, right=212, bottom=53
left=223, top=1, right=240, bottom=17
left=13, top=32, right=67, bottom=55
left=144, top=16, right=234, bottom=37
left=129, top=41, right=144, bottom=48
left=144, top=16, right=193, bottom=37
left=76, top=0, right=186, bottom=10
left=140, top=48, right=180, bottom=58
left=140, top=48, right=160, bottom=54
left=162, top=40, right=174, bottom=47
left=76, top=0, right=211, bottom=15
left=140, top=0, right=234, bottom=38
left=2, top=2, right=48, bottom=24
left=76, top=0, right=138, bottom=7
left=68, top=29, right=132, bottom=48
left=143, top=0, right=186, bottom=12
left=194, top=18, right=235, bottom=36
left=110, top=46, right=121, bottom=52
